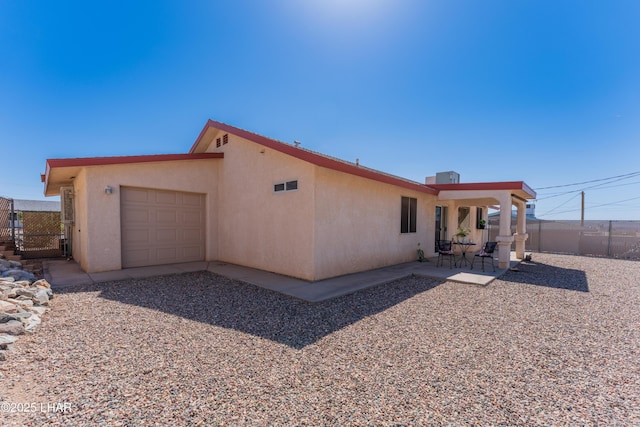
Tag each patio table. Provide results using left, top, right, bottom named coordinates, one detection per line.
left=454, top=242, right=476, bottom=268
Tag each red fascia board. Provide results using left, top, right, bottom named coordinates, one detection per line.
left=191, top=120, right=438, bottom=195
left=430, top=181, right=537, bottom=199
left=46, top=153, right=223, bottom=169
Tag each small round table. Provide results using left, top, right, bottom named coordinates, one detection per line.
left=453, top=242, right=476, bottom=268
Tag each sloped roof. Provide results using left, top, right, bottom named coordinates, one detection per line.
left=42, top=119, right=537, bottom=202
left=190, top=119, right=439, bottom=195
left=42, top=153, right=223, bottom=196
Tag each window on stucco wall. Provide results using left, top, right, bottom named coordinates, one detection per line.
left=274, top=180, right=298, bottom=193
left=401, top=196, right=417, bottom=233
left=458, top=207, right=470, bottom=229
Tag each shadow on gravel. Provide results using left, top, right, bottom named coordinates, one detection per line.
left=57, top=272, right=444, bottom=349
left=499, top=260, right=589, bottom=292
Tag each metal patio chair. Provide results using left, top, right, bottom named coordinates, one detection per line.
left=471, top=241, right=498, bottom=272
left=437, top=240, right=455, bottom=269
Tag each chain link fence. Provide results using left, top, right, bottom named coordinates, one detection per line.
left=1, top=196, right=63, bottom=258
left=18, top=210, right=63, bottom=258
left=488, top=219, right=640, bottom=260
left=0, top=197, right=13, bottom=242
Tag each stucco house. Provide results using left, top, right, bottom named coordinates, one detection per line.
left=42, top=120, right=536, bottom=281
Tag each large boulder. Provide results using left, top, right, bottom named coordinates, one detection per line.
left=2, top=269, right=36, bottom=282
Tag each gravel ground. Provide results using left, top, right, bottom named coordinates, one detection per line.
left=1, top=253, right=639, bottom=426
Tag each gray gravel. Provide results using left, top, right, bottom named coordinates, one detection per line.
left=1, top=253, right=639, bottom=426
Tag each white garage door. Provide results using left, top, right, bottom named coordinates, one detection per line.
left=121, top=187, right=205, bottom=268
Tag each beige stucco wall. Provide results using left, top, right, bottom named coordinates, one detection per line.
left=312, top=167, right=436, bottom=281
left=71, top=169, right=89, bottom=271
left=209, top=134, right=317, bottom=280
left=71, top=159, right=219, bottom=273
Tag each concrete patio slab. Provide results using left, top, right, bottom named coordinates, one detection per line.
left=44, top=252, right=522, bottom=301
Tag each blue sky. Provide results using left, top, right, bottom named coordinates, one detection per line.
left=1, top=0, right=639, bottom=220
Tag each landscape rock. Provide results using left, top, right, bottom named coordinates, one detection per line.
left=15, top=288, right=36, bottom=299
left=33, top=279, right=51, bottom=289
left=22, top=313, right=41, bottom=332
left=9, top=298, right=33, bottom=309
left=0, top=300, right=18, bottom=314
left=0, top=261, right=53, bottom=361
left=0, top=333, right=18, bottom=347
left=11, top=311, right=32, bottom=319
left=0, top=313, right=17, bottom=323
left=30, top=306, right=48, bottom=316
left=2, top=269, right=36, bottom=282
left=32, top=289, right=50, bottom=305
left=0, top=320, right=25, bottom=335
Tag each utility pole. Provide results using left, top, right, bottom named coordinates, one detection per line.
left=581, top=191, right=585, bottom=226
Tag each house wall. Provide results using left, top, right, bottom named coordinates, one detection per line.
left=313, top=167, right=436, bottom=281
left=72, top=159, right=219, bottom=273
left=210, top=134, right=317, bottom=280
left=71, top=169, right=89, bottom=271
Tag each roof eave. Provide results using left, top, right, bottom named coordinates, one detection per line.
left=42, top=153, right=223, bottom=196
left=191, top=120, right=439, bottom=195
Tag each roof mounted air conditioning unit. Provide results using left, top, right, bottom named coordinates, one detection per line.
left=435, top=171, right=460, bottom=184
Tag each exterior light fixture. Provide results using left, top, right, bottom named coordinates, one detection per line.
left=105, top=186, right=113, bottom=195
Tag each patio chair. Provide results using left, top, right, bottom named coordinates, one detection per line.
left=437, top=240, right=455, bottom=269
left=471, top=241, right=497, bottom=272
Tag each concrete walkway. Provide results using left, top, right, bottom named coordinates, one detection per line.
left=43, top=254, right=520, bottom=302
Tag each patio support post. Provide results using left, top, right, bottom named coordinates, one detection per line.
left=447, top=202, right=458, bottom=240
left=513, top=198, right=528, bottom=259
left=496, top=193, right=513, bottom=269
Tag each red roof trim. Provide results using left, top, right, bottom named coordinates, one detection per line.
left=191, top=120, right=439, bottom=195
left=46, top=153, right=223, bottom=169
left=430, top=181, right=537, bottom=199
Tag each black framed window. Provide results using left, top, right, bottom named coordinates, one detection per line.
left=401, top=196, right=417, bottom=233
left=274, top=180, right=298, bottom=193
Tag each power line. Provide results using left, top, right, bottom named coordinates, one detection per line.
left=539, top=195, right=640, bottom=217
left=534, top=171, right=640, bottom=190
left=538, top=192, right=582, bottom=217
left=537, top=176, right=640, bottom=199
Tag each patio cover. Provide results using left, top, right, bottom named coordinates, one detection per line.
left=430, top=181, right=537, bottom=269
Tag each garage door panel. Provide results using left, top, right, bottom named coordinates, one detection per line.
left=125, top=249, right=152, bottom=265
left=156, top=209, right=178, bottom=223
left=123, top=207, right=150, bottom=223
left=182, top=246, right=203, bottom=259
left=155, top=191, right=178, bottom=205
left=121, top=187, right=205, bottom=268
left=156, top=229, right=177, bottom=242
left=156, top=247, right=178, bottom=261
left=182, top=229, right=203, bottom=242
left=123, top=229, right=150, bottom=245
left=122, top=188, right=150, bottom=203
left=183, top=193, right=203, bottom=206
left=182, top=210, right=203, bottom=223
